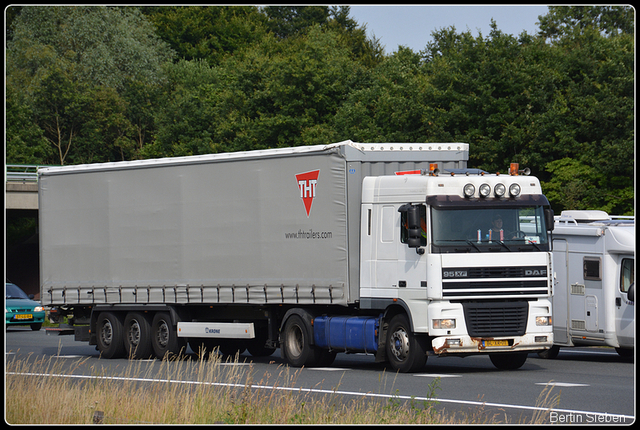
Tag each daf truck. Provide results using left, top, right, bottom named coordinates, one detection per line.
left=39, top=141, right=554, bottom=372
left=540, top=210, right=635, bottom=358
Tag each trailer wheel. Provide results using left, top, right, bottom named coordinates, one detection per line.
left=247, top=324, right=276, bottom=357
left=96, top=312, right=126, bottom=359
left=489, top=352, right=528, bottom=370
left=218, top=341, right=246, bottom=357
left=189, top=339, right=219, bottom=358
left=124, top=312, right=154, bottom=359
left=282, top=314, right=321, bottom=367
left=151, top=312, right=186, bottom=360
left=386, top=314, right=427, bottom=373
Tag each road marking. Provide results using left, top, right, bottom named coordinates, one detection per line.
left=307, top=367, right=351, bottom=371
left=414, top=373, right=462, bottom=378
left=536, top=382, right=590, bottom=387
left=8, top=371, right=633, bottom=422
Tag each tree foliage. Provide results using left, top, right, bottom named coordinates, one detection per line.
left=5, top=5, right=635, bottom=214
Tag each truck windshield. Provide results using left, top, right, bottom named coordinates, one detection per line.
left=431, top=206, right=549, bottom=253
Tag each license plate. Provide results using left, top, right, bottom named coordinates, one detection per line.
left=14, top=314, right=33, bottom=320
left=484, top=339, right=509, bottom=347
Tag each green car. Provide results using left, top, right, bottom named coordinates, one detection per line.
left=5, top=282, right=45, bottom=331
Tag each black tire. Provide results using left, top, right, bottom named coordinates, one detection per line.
left=386, top=314, right=427, bottom=373
left=218, top=340, right=247, bottom=356
left=537, top=345, right=560, bottom=359
left=615, top=347, right=633, bottom=358
left=123, top=312, right=154, bottom=359
left=96, top=312, right=126, bottom=359
left=489, top=352, right=528, bottom=370
left=189, top=338, right=219, bottom=358
left=247, top=324, right=276, bottom=357
left=151, top=312, right=186, bottom=360
left=281, top=314, right=322, bottom=367
left=30, top=323, right=42, bottom=331
left=316, top=349, right=337, bottom=367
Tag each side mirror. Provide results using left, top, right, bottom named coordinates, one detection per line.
left=627, top=283, right=634, bottom=302
left=399, top=204, right=424, bottom=252
left=545, top=208, right=555, bottom=232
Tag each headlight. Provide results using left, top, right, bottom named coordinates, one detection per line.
left=536, top=316, right=552, bottom=326
left=433, top=319, right=456, bottom=330
left=494, top=183, right=506, bottom=197
left=34, top=306, right=44, bottom=312
left=509, top=183, right=521, bottom=197
left=479, top=183, right=491, bottom=198
left=463, top=183, right=475, bottom=198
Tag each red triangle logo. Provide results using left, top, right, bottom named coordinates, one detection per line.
left=295, top=170, right=320, bottom=217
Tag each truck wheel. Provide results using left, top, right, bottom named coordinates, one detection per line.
left=247, top=324, right=276, bottom=357
left=96, top=312, right=126, bottom=359
left=537, top=345, right=560, bottom=359
left=151, top=312, right=186, bottom=360
left=218, top=341, right=246, bottom=356
left=282, top=314, right=322, bottom=367
left=189, top=338, right=219, bottom=358
left=489, top=352, right=528, bottom=370
left=386, top=314, right=427, bottom=373
left=124, top=312, right=154, bottom=359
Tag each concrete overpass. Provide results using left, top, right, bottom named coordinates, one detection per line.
left=6, top=165, right=45, bottom=297
left=6, top=165, right=41, bottom=212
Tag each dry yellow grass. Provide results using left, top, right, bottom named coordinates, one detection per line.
left=6, top=352, right=559, bottom=424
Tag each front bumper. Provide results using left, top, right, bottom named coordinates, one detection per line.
left=431, top=332, right=553, bottom=356
left=6, top=311, right=46, bottom=325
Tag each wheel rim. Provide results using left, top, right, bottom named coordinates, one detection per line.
left=100, top=320, right=113, bottom=347
left=390, top=327, right=410, bottom=361
left=286, top=324, right=304, bottom=358
left=128, top=320, right=141, bottom=346
left=156, top=320, right=169, bottom=349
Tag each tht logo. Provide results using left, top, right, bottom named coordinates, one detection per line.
left=295, top=170, right=320, bottom=217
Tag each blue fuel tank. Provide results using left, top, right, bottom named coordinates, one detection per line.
left=313, top=315, right=380, bottom=353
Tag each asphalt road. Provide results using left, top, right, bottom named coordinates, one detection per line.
left=5, top=326, right=635, bottom=424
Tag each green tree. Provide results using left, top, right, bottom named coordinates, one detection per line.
left=331, top=46, right=428, bottom=142
left=149, top=25, right=367, bottom=157
left=6, top=6, right=174, bottom=164
left=262, top=6, right=330, bottom=39
left=142, top=6, right=267, bottom=65
left=538, top=5, right=634, bottom=42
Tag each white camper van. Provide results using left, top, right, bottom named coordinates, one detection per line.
left=542, top=210, right=634, bottom=358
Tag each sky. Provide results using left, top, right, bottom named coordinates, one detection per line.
left=348, top=4, right=550, bottom=53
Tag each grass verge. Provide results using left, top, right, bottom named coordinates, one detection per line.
left=6, top=352, right=559, bottom=424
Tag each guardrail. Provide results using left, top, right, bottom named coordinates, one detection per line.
left=5, top=165, right=50, bottom=182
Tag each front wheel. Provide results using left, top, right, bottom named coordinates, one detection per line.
left=489, top=352, right=528, bottom=370
left=386, top=314, right=427, bottom=373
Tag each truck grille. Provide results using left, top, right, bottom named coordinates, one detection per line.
left=462, top=301, right=528, bottom=337
left=442, top=266, right=549, bottom=299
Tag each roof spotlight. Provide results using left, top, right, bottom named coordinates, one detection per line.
left=479, top=183, right=491, bottom=198
left=494, top=183, right=506, bottom=197
left=463, top=183, right=475, bottom=198
left=509, top=183, right=521, bottom=197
